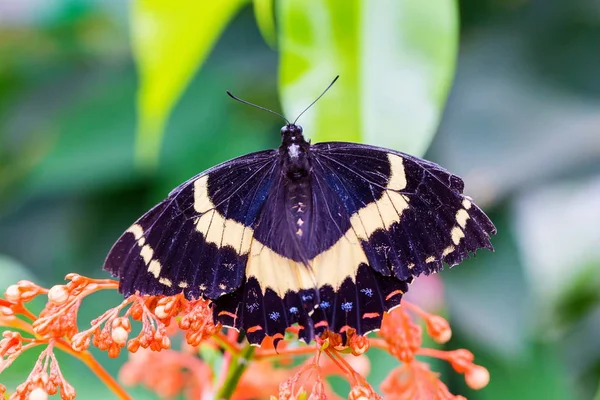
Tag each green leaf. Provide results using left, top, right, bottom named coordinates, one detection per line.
left=278, top=0, right=458, bottom=156
left=253, top=0, right=277, bottom=48
left=131, top=0, right=249, bottom=169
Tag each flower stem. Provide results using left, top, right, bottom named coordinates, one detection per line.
left=215, top=343, right=256, bottom=400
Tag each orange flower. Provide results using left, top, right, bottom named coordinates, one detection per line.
left=379, top=306, right=422, bottom=363
left=9, top=342, right=76, bottom=400
left=0, top=273, right=489, bottom=400
left=119, top=348, right=212, bottom=399
left=381, top=360, right=465, bottom=400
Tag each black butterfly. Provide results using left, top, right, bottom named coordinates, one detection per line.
left=104, top=83, right=495, bottom=345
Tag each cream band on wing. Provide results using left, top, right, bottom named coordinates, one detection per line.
left=125, top=224, right=174, bottom=287
left=247, top=229, right=368, bottom=296
left=193, top=175, right=254, bottom=254
left=387, top=154, right=408, bottom=191
left=351, top=190, right=410, bottom=240
left=195, top=210, right=253, bottom=253
left=193, top=176, right=213, bottom=214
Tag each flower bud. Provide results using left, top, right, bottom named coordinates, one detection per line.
left=48, top=285, right=69, bottom=305
left=60, top=381, right=76, bottom=400
left=448, top=349, right=475, bottom=373
left=349, top=335, right=370, bottom=356
left=28, top=387, right=48, bottom=400
left=4, top=284, right=21, bottom=302
left=465, top=365, right=490, bottom=390
left=127, top=338, right=140, bottom=353
left=425, top=315, right=452, bottom=344
left=71, top=333, right=91, bottom=352
left=111, top=317, right=131, bottom=331
left=108, top=343, right=121, bottom=358
left=111, top=326, right=129, bottom=346
left=348, top=386, right=371, bottom=400
left=0, top=306, right=14, bottom=318
left=154, top=305, right=168, bottom=320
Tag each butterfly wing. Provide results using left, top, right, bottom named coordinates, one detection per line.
left=103, top=150, right=278, bottom=300
left=311, top=142, right=496, bottom=281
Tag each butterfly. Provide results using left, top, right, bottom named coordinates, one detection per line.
left=104, top=80, right=496, bottom=345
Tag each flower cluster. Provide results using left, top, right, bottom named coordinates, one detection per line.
left=0, top=274, right=489, bottom=399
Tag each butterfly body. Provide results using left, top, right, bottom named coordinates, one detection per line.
left=105, top=123, right=496, bottom=344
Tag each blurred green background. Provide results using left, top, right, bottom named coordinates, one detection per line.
left=1, top=0, right=599, bottom=399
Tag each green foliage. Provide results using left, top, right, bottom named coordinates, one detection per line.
left=278, top=0, right=457, bottom=155
left=253, top=0, right=277, bottom=48
left=132, top=0, right=457, bottom=167
left=131, top=0, right=249, bottom=168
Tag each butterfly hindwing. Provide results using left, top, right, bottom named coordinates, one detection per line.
left=104, top=150, right=277, bottom=300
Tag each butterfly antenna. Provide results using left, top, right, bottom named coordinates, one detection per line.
left=292, top=75, right=339, bottom=125
left=226, top=90, right=291, bottom=125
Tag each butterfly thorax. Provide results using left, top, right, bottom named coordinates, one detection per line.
left=279, top=124, right=311, bottom=181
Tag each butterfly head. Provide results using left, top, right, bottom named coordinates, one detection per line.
left=280, top=123, right=308, bottom=149
left=281, top=124, right=304, bottom=140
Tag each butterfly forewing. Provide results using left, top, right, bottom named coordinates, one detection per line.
left=104, top=150, right=278, bottom=300
left=312, top=143, right=496, bottom=280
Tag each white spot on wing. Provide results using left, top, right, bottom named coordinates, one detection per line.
left=178, top=281, right=189, bottom=288
left=147, top=260, right=161, bottom=278
left=456, top=209, right=470, bottom=229
left=140, top=245, right=154, bottom=264
left=462, top=198, right=472, bottom=210
left=451, top=226, right=465, bottom=245
left=127, top=224, right=144, bottom=240
left=159, top=277, right=172, bottom=287
left=442, top=245, right=455, bottom=256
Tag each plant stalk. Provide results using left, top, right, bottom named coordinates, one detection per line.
left=215, top=343, right=256, bottom=400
